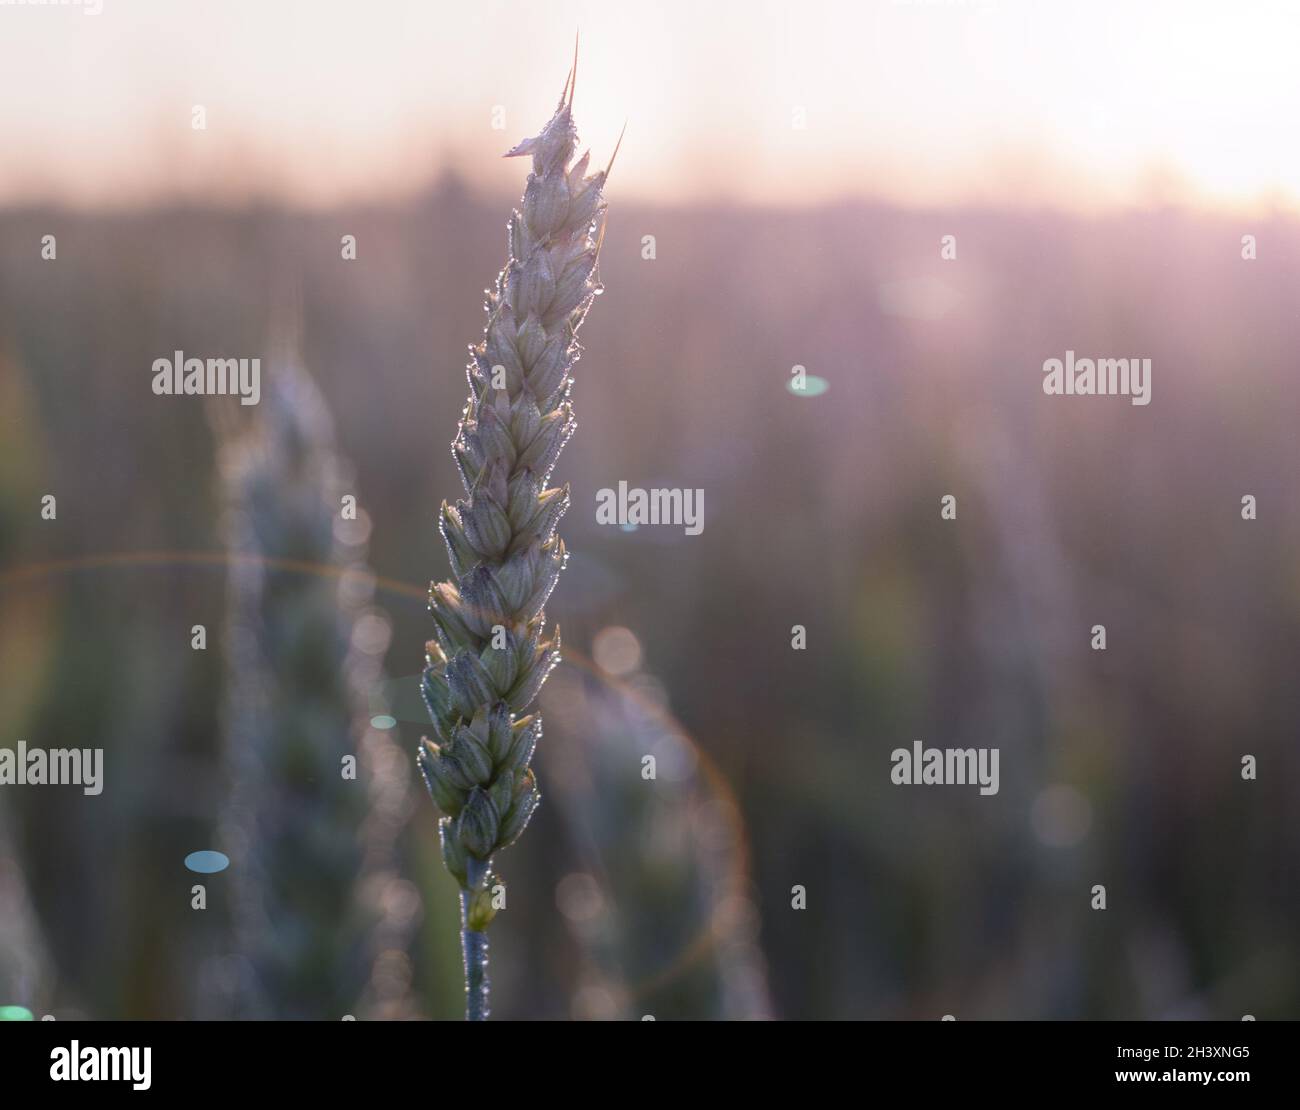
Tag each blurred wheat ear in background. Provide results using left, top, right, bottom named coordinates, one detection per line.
left=417, top=51, right=614, bottom=1020
left=541, top=658, right=775, bottom=1020
left=0, top=349, right=56, bottom=1018
left=212, top=321, right=418, bottom=1019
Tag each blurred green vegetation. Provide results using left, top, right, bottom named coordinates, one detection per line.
left=1, top=188, right=1297, bottom=1018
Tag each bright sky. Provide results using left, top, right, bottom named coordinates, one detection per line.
left=1, top=0, right=1297, bottom=212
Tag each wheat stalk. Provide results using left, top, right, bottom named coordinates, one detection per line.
left=418, top=51, right=614, bottom=1020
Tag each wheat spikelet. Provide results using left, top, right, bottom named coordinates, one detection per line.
left=418, top=53, right=613, bottom=1019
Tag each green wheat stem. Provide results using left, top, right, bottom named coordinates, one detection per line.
left=460, top=856, right=491, bottom=1020
left=418, top=53, right=613, bottom=1020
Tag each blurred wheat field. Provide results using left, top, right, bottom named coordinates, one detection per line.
left=1, top=182, right=1298, bottom=1018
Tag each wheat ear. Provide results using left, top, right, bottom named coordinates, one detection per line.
left=418, top=56, right=611, bottom=1020
left=218, top=351, right=378, bottom=1019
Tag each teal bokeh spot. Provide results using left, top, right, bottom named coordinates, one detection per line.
left=619, top=522, right=638, bottom=532
left=184, top=850, right=230, bottom=874
left=368, top=675, right=437, bottom=726
left=787, top=375, right=829, bottom=397
left=0, top=1006, right=34, bottom=1021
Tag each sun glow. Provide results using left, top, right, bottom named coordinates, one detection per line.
left=0, top=0, right=1296, bottom=213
